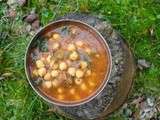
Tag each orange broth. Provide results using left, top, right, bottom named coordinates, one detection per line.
left=29, top=24, right=109, bottom=102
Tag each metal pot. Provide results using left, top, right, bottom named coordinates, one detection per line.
left=25, top=19, right=112, bottom=107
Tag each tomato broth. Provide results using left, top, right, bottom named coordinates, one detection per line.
left=29, top=24, right=109, bottom=102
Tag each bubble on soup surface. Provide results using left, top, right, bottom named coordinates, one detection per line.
left=88, top=81, right=96, bottom=87
left=38, top=67, right=46, bottom=77
left=57, top=87, right=63, bottom=94
left=69, top=88, right=75, bottom=95
left=57, top=94, right=64, bottom=100
left=74, top=78, right=83, bottom=85
left=36, top=60, right=44, bottom=68
left=42, top=81, right=52, bottom=89
left=80, top=83, right=87, bottom=91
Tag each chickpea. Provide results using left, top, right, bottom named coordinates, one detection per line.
left=52, top=33, right=61, bottom=40
left=49, top=60, right=55, bottom=68
left=76, top=69, right=84, bottom=78
left=51, top=70, right=59, bottom=78
left=59, top=62, right=67, bottom=70
left=32, top=69, right=38, bottom=76
left=80, top=83, right=87, bottom=91
left=44, top=72, right=52, bottom=81
left=36, top=60, right=44, bottom=68
left=67, top=44, right=76, bottom=51
left=86, top=69, right=91, bottom=76
left=38, top=67, right=46, bottom=77
left=75, top=41, right=83, bottom=47
left=69, top=88, right=75, bottom=95
left=69, top=51, right=79, bottom=61
left=53, top=63, right=59, bottom=69
left=85, top=48, right=92, bottom=55
left=52, top=79, right=60, bottom=87
left=57, top=87, right=63, bottom=94
left=42, top=81, right=52, bottom=89
left=46, top=55, right=52, bottom=63
left=67, top=67, right=76, bottom=76
left=75, top=78, right=83, bottom=85
left=52, top=42, right=60, bottom=50
left=66, top=60, right=72, bottom=66
left=80, top=61, right=88, bottom=69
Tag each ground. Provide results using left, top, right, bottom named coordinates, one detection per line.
left=0, top=0, right=160, bottom=120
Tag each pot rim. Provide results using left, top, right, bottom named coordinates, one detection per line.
left=24, top=19, right=112, bottom=107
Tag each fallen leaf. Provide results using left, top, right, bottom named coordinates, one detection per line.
left=31, top=20, right=40, bottom=30
left=137, top=59, right=151, bottom=70
left=7, top=9, right=16, bottom=18
left=23, top=13, right=38, bottom=23
left=2, top=72, right=13, bottom=77
left=18, top=0, right=26, bottom=6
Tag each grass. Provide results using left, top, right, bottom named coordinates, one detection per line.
left=0, top=0, right=160, bottom=119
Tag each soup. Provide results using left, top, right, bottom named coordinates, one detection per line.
left=29, top=24, right=109, bottom=102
